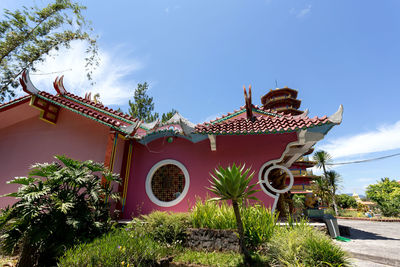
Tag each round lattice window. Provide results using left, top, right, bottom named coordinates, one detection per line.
left=145, top=159, right=190, bottom=207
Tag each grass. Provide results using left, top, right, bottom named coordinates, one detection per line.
left=266, top=221, right=350, bottom=267
left=191, top=199, right=278, bottom=247
left=337, top=209, right=366, bottom=218
left=174, top=249, right=270, bottom=267
left=58, top=227, right=174, bottom=267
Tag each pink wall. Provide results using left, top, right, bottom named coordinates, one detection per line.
left=0, top=104, right=111, bottom=208
left=123, top=132, right=298, bottom=218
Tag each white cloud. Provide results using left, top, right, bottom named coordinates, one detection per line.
left=290, top=5, right=312, bottom=18
left=320, top=120, right=400, bottom=159
left=28, top=41, right=143, bottom=106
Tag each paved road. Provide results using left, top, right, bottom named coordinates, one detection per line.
left=336, top=219, right=400, bottom=267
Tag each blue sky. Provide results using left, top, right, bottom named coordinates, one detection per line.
left=3, top=0, right=400, bottom=195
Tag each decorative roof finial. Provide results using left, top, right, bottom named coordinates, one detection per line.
left=53, top=75, right=67, bottom=95
left=243, top=84, right=255, bottom=121
left=19, top=70, right=39, bottom=95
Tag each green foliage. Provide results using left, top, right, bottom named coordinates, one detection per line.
left=241, top=203, right=278, bottom=248
left=59, top=227, right=173, bottom=267
left=267, top=222, right=350, bottom=267
left=366, top=178, right=400, bottom=217
left=336, top=194, right=357, bottom=209
left=337, top=209, right=365, bottom=218
left=161, top=108, right=178, bottom=123
left=130, top=211, right=191, bottom=245
left=208, top=163, right=259, bottom=261
left=0, top=0, right=98, bottom=102
left=0, top=155, right=119, bottom=267
left=190, top=199, right=278, bottom=247
left=293, top=194, right=305, bottom=215
left=191, top=198, right=236, bottom=229
left=325, top=170, right=342, bottom=195
left=174, top=250, right=245, bottom=267
left=174, top=249, right=270, bottom=267
left=128, top=82, right=176, bottom=123
left=312, top=176, right=331, bottom=206
left=208, top=163, right=258, bottom=202
left=312, top=150, right=341, bottom=216
left=312, top=150, right=332, bottom=176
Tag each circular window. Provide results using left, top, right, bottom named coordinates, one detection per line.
left=258, top=163, right=294, bottom=196
left=145, top=159, right=190, bottom=207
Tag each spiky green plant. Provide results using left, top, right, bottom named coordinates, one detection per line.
left=208, top=163, right=259, bottom=262
left=0, top=155, right=120, bottom=267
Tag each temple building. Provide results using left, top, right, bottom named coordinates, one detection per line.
left=0, top=72, right=343, bottom=217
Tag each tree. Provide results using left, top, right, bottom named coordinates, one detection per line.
left=366, top=178, right=400, bottom=217
left=312, top=150, right=341, bottom=216
left=0, top=0, right=98, bottom=102
left=0, top=155, right=120, bottom=267
left=208, top=164, right=259, bottom=262
left=128, top=82, right=176, bottom=123
left=311, top=176, right=331, bottom=207
left=336, top=194, right=357, bottom=209
left=312, top=150, right=332, bottom=178
left=325, top=170, right=341, bottom=215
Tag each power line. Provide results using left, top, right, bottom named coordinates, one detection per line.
left=30, top=69, right=72, bottom=75
left=326, top=152, right=400, bottom=166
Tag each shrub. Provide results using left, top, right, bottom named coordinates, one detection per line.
left=366, top=178, right=400, bottom=217
left=336, top=194, right=357, bottom=209
left=0, top=155, right=120, bottom=267
left=266, top=222, right=350, bottom=266
left=241, top=204, right=278, bottom=247
left=190, top=199, right=278, bottom=247
left=131, top=211, right=191, bottom=245
left=59, top=227, right=173, bottom=267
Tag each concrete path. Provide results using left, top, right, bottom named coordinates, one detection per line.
left=336, top=219, right=400, bottom=267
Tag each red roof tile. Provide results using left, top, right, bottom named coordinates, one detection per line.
left=195, top=114, right=330, bottom=135
left=0, top=95, right=30, bottom=111
left=35, top=91, right=137, bottom=132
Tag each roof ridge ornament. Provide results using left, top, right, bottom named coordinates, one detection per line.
left=163, top=112, right=195, bottom=136
left=243, top=84, right=255, bottom=122
left=53, top=75, right=67, bottom=95
left=292, top=108, right=309, bottom=119
left=328, top=104, right=343, bottom=124
left=19, top=70, right=39, bottom=95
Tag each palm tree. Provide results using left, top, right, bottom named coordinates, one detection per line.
left=208, top=163, right=258, bottom=262
left=313, top=150, right=342, bottom=216
left=326, top=170, right=342, bottom=216
left=312, top=150, right=332, bottom=178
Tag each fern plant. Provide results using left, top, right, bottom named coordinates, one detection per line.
left=0, top=155, right=120, bottom=267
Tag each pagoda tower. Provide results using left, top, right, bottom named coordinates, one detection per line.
left=261, top=86, right=303, bottom=115
left=261, top=87, right=317, bottom=194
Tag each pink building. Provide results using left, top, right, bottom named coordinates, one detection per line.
left=0, top=72, right=343, bottom=218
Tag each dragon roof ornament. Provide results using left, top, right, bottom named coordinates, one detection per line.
left=53, top=75, right=67, bottom=95
left=19, top=70, right=39, bottom=95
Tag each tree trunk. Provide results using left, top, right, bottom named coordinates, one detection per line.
left=332, top=193, right=339, bottom=216
left=232, top=200, right=251, bottom=263
left=17, top=240, right=36, bottom=267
